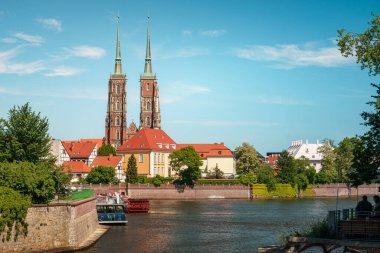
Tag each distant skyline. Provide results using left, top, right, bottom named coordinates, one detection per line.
left=0, top=0, right=379, bottom=154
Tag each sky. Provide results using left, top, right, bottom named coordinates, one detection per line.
left=0, top=0, right=379, bottom=155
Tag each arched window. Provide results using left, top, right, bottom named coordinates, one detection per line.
left=116, top=116, right=120, bottom=126
left=147, top=83, right=150, bottom=91
left=116, top=102, right=120, bottom=110
left=116, top=84, right=120, bottom=94
left=146, top=101, right=151, bottom=111
left=146, top=117, right=150, bottom=126
left=116, top=130, right=120, bottom=140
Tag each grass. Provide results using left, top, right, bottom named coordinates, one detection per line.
left=64, top=189, right=94, bottom=201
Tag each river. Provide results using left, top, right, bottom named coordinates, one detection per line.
left=80, top=198, right=358, bottom=253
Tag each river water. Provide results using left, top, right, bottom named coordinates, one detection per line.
left=80, top=198, right=358, bottom=253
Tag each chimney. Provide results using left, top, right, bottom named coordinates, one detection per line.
left=317, top=139, right=319, bottom=145
left=306, top=139, right=308, bottom=145
left=108, top=154, right=113, bottom=160
left=70, top=143, right=74, bottom=151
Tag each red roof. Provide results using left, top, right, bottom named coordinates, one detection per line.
left=62, top=141, right=97, bottom=159
left=177, top=143, right=233, bottom=158
left=80, top=138, right=104, bottom=149
left=118, top=128, right=177, bottom=152
left=91, top=154, right=122, bottom=169
left=62, top=161, right=91, bottom=173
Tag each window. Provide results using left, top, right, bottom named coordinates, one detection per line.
left=146, top=117, right=150, bottom=126
left=146, top=101, right=151, bottom=111
left=147, top=83, right=150, bottom=91
left=116, top=102, right=120, bottom=110
left=139, top=153, right=143, bottom=163
left=162, top=154, right=164, bottom=163
left=154, top=153, right=156, bottom=163
left=116, top=116, right=120, bottom=126
left=116, top=130, right=120, bottom=140
left=116, top=84, right=121, bottom=94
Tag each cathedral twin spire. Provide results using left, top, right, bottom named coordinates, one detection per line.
left=114, top=16, right=122, bottom=75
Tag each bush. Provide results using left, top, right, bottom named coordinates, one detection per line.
left=151, top=175, right=163, bottom=187
left=0, top=186, right=31, bottom=242
left=85, top=166, right=119, bottom=184
left=290, top=218, right=335, bottom=239
left=198, top=179, right=240, bottom=185
left=252, top=184, right=315, bottom=198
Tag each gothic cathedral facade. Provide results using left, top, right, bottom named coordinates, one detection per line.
left=140, top=17, right=161, bottom=129
left=105, top=17, right=160, bottom=147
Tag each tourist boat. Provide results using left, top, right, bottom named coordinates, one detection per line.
left=126, top=199, right=150, bottom=213
left=96, top=194, right=127, bottom=224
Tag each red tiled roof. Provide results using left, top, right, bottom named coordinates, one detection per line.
left=177, top=143, right=233, bottom=158
left=62, top=161, right=91, bottom=173
left=118, top=128, right=177, bottom=152
left=62, top=140, right=97, bottom=159
left=80, top=138, right=104, bottom=149
left=91, top=154, right=122, bottom=169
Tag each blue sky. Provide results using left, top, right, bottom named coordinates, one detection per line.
left=0, top=0, right=379, bottom=154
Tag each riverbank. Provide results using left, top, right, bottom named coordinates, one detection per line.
left=0, top=197, right=107, bottom=253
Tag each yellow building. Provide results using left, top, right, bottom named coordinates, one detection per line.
left=117, top=128, right=177, bottom=177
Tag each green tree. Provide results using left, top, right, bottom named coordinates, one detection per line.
left=234, top=142, right=261, bottom=175
left=169, top=146, right=202, bottom=188
left=337, top=13, right=380, bottom=76
left=52, top=166, right=72, bottom=197
left=276, top=151, right=296, bottom=185
left=85, top=166, right=119, bottom=184
left=97, top=144, right=116, bottom=156
left=0, top=162, right=56, bottom=204
left=337, top=14, right=380, bottom=182
left=256, top=165, right=277, bottom=192
left=206, top=164, right=224, bottom=179
left=0, top=186, right=31, bottom=242
left=239, top=172, right=258, bottom=186
left=317, top=141, right=337, bottom=184
left=0, top=103, right=53, bottom=163
left=294, top=174, right=309, bottom=197
left=126, top=154, right=138, bottom=184
left=335, top=137, right=357, bottom=185
left=295, top=157, right=316, bottom=184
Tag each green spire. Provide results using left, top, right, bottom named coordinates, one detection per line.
left=114, top=16, right=122, bottom=74
left=143, top=16, right=153, bottom=76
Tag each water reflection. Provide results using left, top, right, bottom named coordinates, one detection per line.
left=80, top=198, right=358, bottom=253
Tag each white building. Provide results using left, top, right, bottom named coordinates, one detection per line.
left=286, top=140, right=324, bottom=172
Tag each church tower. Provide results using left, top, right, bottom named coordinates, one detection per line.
left=105, top=17, right=128, bottom=147
left=140, top=17, right=161, bottom=129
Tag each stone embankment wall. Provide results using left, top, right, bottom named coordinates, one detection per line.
left=313, top=184, right=379, bottom=197
left=0, top=197, right=99, bottom=253
left=127, top=184, right=251, bottom=199
left=79, top=183, right=380, bottom=199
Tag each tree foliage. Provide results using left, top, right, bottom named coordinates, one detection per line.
left=206, top=164, right=224, bottom=179
left=337, top=14, right=380, bottom=183
left=234, top=142, right=261, bottom=175
left=337, top=13, right=380, bottom=76
left=256, top=165, right=277, bottom=192
left=85, top=166, right=119, bottom=184
left=317, top=142, right=337, bottom=184
left=277, top=151, right=296, bottom=185
left=0, top=103, right=53, bottom=163
left=239, top=172, right=257, bottom=186
left=0, top=162, right=58, bottom=204
left=97, top=144, right=116, bottom=156
left=169, top=146, right=202, bottom=188
left=0, top=186, right=31, bottom=242
left=126, top=154, right=138, bottom=184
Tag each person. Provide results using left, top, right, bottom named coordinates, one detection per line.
left=356, top=195, right=373, bottom=219
left=373, top=195, right=380, bottom=218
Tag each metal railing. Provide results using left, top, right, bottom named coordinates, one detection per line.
left=329, top=209, right=380, bottom=241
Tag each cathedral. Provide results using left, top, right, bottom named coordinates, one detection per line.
left=105, top=17, right=161, bottom=147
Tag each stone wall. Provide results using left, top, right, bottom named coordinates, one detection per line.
left=0, top=197, right=99, bottom=253
left=313, top=184, right=379, bottom=197
left=127, top=184, right=250, bottom=199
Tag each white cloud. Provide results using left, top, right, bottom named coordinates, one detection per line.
left=1, top=37, right=17, bottom=43
left=182, top=30, right=192, bottom=36
left=0, top=47, right=45, bottom=75
left=13, top=32, right=44, bottom=45
left=167, top=120, right=278, bottom=127
left=0, top=85, right=105, bottom=100
left=201, top=29, right=227, bottom=37
left=65, top=46, right=106, bottom=59
left=255, top=96, right=313, bottom=106
left=36, top=18, right=62, bottom=32
left=161, top=81, right=211, bottom=104
left=44, top=66, right=81, bottom=77
left=233, top=42, right=354, bottom=68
